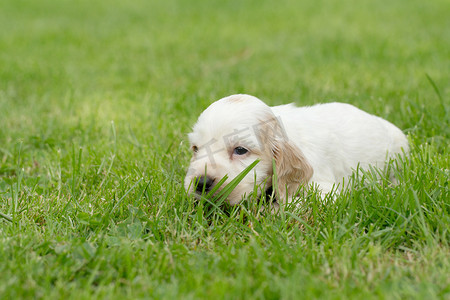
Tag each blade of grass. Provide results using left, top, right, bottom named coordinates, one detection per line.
left=0, top=211, right=13, bottom=222
left=213, top=159, right=260, bottom=202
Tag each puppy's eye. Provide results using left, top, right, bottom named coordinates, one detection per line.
left=192, top=145, right=198, bottom=153
left=233, top=146, right=249, bottom=155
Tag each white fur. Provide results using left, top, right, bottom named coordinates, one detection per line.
left=185, top=94, right=408, bottom=205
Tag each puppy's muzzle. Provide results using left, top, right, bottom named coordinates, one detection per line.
left=195, top=175, right=215, bottom=194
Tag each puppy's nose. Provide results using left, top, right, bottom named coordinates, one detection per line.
left=195, top=175, right=214, bottom=193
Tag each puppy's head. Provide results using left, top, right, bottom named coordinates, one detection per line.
left=184, top=94, right=313, bottom=204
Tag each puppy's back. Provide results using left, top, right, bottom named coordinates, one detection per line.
left=271, top=102, right=408, bottom=184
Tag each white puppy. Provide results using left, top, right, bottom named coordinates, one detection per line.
left=185, top=94, right=408, bottom=205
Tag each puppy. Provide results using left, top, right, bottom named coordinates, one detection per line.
left=184, top=94, right=408, bottom=205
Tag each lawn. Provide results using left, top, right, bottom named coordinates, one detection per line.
left=0, top=0, right=449, bottom=298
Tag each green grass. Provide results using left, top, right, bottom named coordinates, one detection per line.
left=0, top=0, right=449, bottom=298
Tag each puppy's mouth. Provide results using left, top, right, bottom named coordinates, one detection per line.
left=191, top=184, right=277, bottom=204
left=188, top=176, right=276, bottom=205
left=264, top=186, right=277, bottom=204
left=193, top=189, right=218, bottom=200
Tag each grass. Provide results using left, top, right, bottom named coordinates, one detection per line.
left=0, top=0, right=449, bottom=298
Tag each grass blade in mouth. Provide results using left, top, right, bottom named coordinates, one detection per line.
left=212, top=159, right=260, bottom=204
left=195, top=160, right=260, bottom=205
left=192, top=160, right=260, bottom=218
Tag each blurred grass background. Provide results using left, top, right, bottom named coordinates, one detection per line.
left=1, top=0, right=448, bottom=172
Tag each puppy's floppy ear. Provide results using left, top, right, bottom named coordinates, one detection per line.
left=272, top=139, right=313, bottom=202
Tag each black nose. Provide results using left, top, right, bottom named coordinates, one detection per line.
left=195, top=175, right=214, bottom=193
